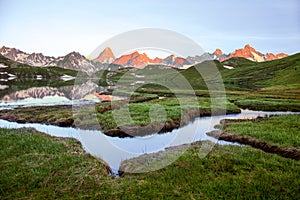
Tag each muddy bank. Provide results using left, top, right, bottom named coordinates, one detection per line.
left=119, top=142, right=196, bottom=175
left=104, top=109, right=240, bottom=137
left=0, top=114, right=74, bottom=127
left=207, top=129, right=300, bottom=161
left=0, top=105, right=74, bottom=127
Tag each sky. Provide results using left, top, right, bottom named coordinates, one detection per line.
left=0, top=0, right=299, bottom=57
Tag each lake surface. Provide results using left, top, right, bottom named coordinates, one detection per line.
left=0, top=79, right=123, bottom=109
left=0, top=109, right=298, bottom=174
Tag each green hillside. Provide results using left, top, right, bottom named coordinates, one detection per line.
left=107, top=55, right=300, bottom=96
left=177, top=54, right=300, bottom=92
left=180, top=54, right=300, bottom=92
left=221, top=54, right=300, bottom=91
left=179, top=60, right=224, bottom=90
left=221, top=57, right=256, bottom=68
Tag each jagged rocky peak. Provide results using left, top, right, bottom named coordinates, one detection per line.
left=0, top=46, right=29, bottom=61
left=67, top=51, right=84, bottom=58
left=213, top=48, right=223, bottom=55
left=93, top=47, right=115, bottom=63
left=209, top=44, right=289, bottom=62
left=244, top=44, right=253, bottom=49
left=57, top=51, right=97, bottom=73
left=113, top=51, right=152, bottom=68
left=228, top=44, right=288, bottom=62
left=112, top=51, right=190, bottom=68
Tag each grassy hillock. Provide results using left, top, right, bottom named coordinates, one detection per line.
left=222, top=57, right=256, bottom=68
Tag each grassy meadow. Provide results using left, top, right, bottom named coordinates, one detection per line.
left=1, top=127, right=299, bottom=199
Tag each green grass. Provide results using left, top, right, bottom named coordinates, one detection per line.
left=179, top=60, right=225, bottom=90
left=223, top=114, right=300, bottom=149
left=121, top=143, right=300, bottom=199
left=1, top=128, right=299, bottom=199
left=0, top=128, right=110, bottom=199
left=230, top=97, right=300, bottom=111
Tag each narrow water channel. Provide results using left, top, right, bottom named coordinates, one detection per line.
left=0, top=109, right=298, bottom=174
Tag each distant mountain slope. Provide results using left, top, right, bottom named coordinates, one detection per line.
left=0, top=46, right=56, bottom=66
left=160, top=55, right=190, bottom=68
left=0, top=54, right=78, bottom=79
left=56, top=51, right=97, bottom=73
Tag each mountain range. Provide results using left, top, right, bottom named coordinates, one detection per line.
left=0, top=46, right=103, bottom=73
left=93, top=44, right=288, bottom=68
left=0, top=45, right=288, bottom=71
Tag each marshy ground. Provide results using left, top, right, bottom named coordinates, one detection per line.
left=1, top=115, right=299, bottom=199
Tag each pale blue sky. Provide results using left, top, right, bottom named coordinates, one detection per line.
left=0, top=0, right=299, bottom=57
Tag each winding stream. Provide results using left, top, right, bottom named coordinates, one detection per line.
left=0, top=109, right=298, bottom=174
